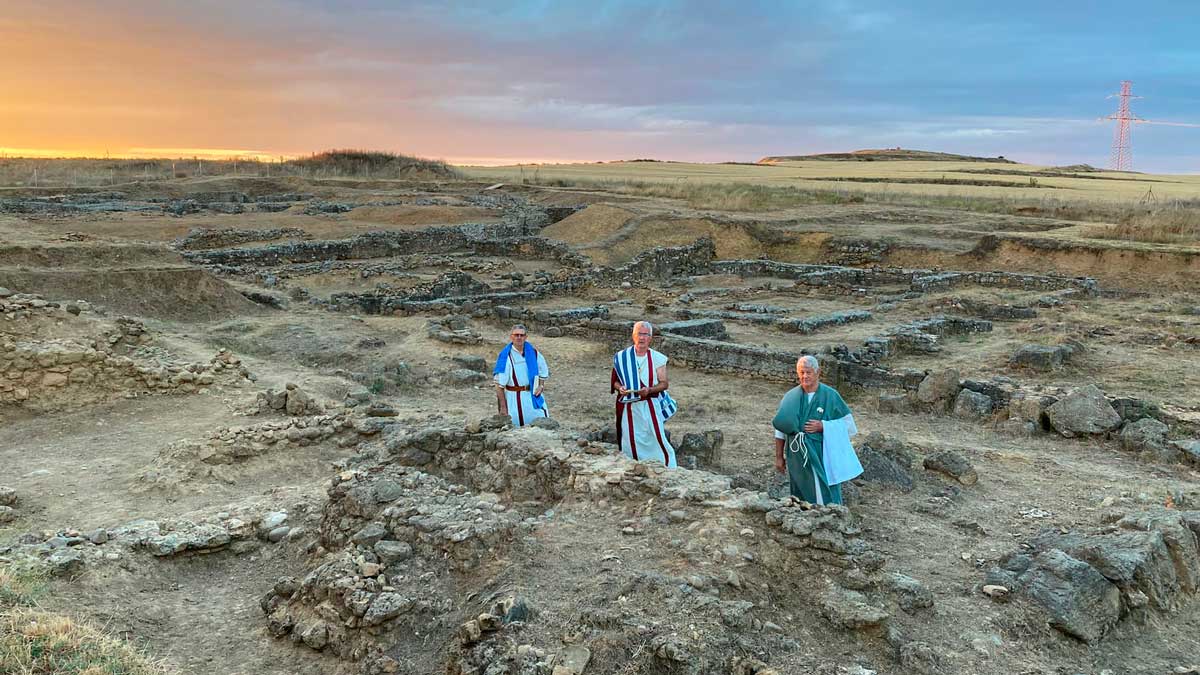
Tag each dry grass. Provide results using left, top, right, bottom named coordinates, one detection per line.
left=1, top=567, right=172, bottom=675
left=526, top=177, right=862, bottom=212
left=0, top=149, right=458, bottom=188
left=501, top=171, right=1200, bottom=229
left=463, top=158, right=1200, bottom=217
left=1086, top=207, right=1200, bottom=244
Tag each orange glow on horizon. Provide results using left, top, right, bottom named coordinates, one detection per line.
left=0, top=147, right=298, bottom=162
left=0, top=148, right=601, bottom=167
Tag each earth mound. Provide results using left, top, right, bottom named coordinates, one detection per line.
left=759, top=148, right=1017, bottom=163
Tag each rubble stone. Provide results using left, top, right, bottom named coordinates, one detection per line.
left=1045, top=385, right=1121, bottom=437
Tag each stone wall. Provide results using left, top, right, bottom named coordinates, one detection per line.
left=173, top=226, right=309, bottom=251
left=138, top=412, right=358, bottom=487
left=186, top=229, right=587, bottom=268
left=712, top=259, right=1097, bottom=294
left=676, top=307, right=873, bottom=334
left=258, top=418, right=884, bottom=671
left=564, top=318, right=924, bottom=389
left=0, top=340, right=250, bottom=409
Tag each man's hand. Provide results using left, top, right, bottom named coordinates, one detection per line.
left=636, top=386, right=651, bottom=399
left=775, top=453, right=786, bottom=474
left=533, top=384, right=543, bottom=397
left=803, top=420, right=824, bottom=433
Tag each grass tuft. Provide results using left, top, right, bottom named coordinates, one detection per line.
left=1, top=566, right=173, bottom=675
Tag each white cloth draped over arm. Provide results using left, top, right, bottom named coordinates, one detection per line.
left=821, top=414, right=863, bottom=485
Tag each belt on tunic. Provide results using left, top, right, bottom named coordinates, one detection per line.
left=787, top=433, right=809, bottom=466
left=504, top=385, right=530, bottom=392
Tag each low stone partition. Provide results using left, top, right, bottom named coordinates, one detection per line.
left=658, top=318, right=729, bottom=340
left=938, top=296, right=1038, bottom=320
left=711, top=259, right=1098, bottom=295
left=677, top=307, right=873, bottom=335
left=1, top=339, right=250, bottom=409
left=1, top=290, right=87, bottom=322
left=860, top=315, right=993, bottom=359
left=2, top=494, right=315, bottom=576
left=339, top=290, right=543, bottom=316
left=185, top=229, right=586, bottom=268
left=319, top=241, right=718, bottom=317
left=712, top=260, right=912, bottom=287
left=173, top=226, right=309, bottom=251
left=492, top=304, right=610, bottom=330
left=985, top=509, right=1200, bottom=643
left=138, top=412, right=358, bottom=487
left=677, top=285, right=779, bottom=304
left=911, top=270, right=1099, bottom=295
left=565, top=318, right=920, bottom=388
left=594, top=238, right=717, bottom=284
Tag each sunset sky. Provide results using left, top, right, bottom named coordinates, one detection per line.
left=4, top=0, right=1199, bottom=171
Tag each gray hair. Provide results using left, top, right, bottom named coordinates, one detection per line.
left=797, top=354, right=820, bottom=372
left=510, top=324, right=528, bottom=334
left=632, top=320, right=654, bottom=336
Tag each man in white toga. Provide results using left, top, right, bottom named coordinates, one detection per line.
left=610, top=321, right=677, bottom=467
left=492, top=324, right=549, bottom=426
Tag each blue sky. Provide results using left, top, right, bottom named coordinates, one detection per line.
left=4, top=0, right=1199, bottom=170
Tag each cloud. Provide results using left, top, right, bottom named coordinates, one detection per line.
left=1, top=1, right=1198, bottom=171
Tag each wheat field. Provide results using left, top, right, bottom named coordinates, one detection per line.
left=462, top=158, right=1200, bottom=207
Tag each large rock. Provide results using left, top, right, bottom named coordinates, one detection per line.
left=1171, top=439, right=1200, bottom=467
left=1009, top=344, right=1067, bottom=371
left=1120, top=418, right=1171, bottom=457
left=0, top=486, right=16, bottom=506
left=1116, top=511, right=1200, bottom=594
left=451, top=354, right=489, bottom=373
left=923, top=451, right=978, bottom=486
left=1019, top=549, right=1121, bottom=642
left=856, top=435, right=915, bottom=492
left=1045, top=385, right=1121, bottom=437
left=916, top=369, right=960, bottom=405
left=952, top=389, right=993, bottom=421
left=145, top=524, right=232, bottom=556
left=284, top=385, right=317, bottom=415
left=676, top=430, right=724, bottom=467
left=883, top=572, right=934, bottom=613
left=817, top=585, right=889, bottom=630
left=1032, top=529, right=1181, bottom=611
left=659, top=318, right=728, bottom=341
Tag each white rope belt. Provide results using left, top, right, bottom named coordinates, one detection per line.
left=787, top=432, right=808, bottom=466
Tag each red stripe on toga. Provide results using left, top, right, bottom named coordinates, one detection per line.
left=625, top=399, right=638, bottom=460
left=509, top=352, right=524, bottom=427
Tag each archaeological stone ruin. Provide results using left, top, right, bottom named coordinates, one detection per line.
left=1, top=175, right=1198, bottom=675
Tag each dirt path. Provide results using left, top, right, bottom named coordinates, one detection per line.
left=41, top=544, right=344, bottom=675
left=1, top=394, right=241, bottom=531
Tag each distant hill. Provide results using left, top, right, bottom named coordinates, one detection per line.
left=758, top=148, right=1017, bottom=164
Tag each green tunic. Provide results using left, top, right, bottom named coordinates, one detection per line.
left=771, top=383, right=851, bottom=505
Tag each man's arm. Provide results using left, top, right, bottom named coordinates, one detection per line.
left=640, top=364, right=669, bottom=397
left=495, top=385, right=508, bottom=416
left=534, top=353, right=548, bottom=396
left=774, top=436, right=786, bottom=473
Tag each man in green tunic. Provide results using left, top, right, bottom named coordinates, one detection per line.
left=772, top=355, right=863, bottom=505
